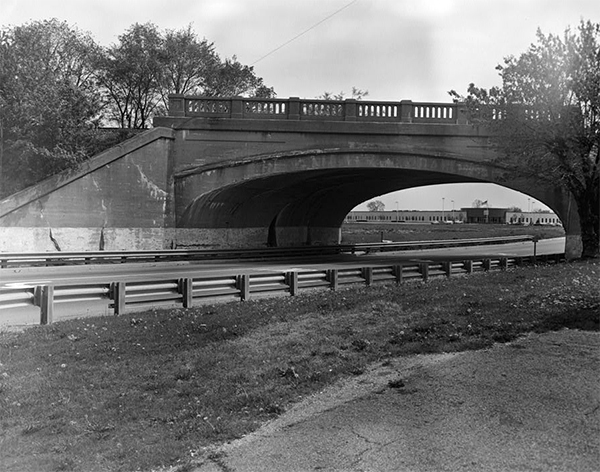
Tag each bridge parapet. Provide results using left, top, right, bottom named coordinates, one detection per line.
left=167, top=95, right=469, bottom=124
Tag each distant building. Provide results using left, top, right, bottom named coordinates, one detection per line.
left=462, top=207, right=507, bottom=224
left=505, top=211, right=562, bottom=226
left=345, top=208, right=561, bottom=225
left=345, top=210, right=467, bottom=223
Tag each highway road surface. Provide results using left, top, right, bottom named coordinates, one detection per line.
left=0, top=237, right=565, bottom=329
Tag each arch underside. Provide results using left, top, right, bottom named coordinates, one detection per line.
left=180, top=167, right=481, bottom=228
left=177, top=150, right=565, bottom=247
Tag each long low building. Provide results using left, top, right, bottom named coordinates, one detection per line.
left=345, top=210, right=467, bottom=223
left=345, top=208, right=561, bottom=225
left=505, top=211, right=562, bottom=225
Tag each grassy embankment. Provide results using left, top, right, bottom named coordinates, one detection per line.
left=0, top=255, right=597, bottom=472
left=340, top=222, right=565, bottom=244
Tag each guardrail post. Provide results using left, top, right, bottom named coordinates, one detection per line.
left=500, top=257, right=508, bottom=270
left=40, top=285, right=54, bottom=325
left=327, top=269, right=339, bottom=291
left=420, top=263, right=429, bottom=282
left=463, top=260, right=473, bottom=274
left=483, top=259, right=491, bottom=271
left=180, top=278, right=193, bottom=308
left=286, top=271, right=298, bottom=296
left=111, top=282, right=126, bottom=315
left=362, top=267, right=373, bottom=286
left=393, top=265, right=403, bottom=284
left=444, top=261, right=452, bottom=277
left=237, top=274, right=250, bottom=301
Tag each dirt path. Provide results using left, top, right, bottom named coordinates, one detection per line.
left=194, top=329, right=600, bottom=471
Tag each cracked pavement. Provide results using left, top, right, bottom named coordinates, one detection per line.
left=193, top=329, right=599, bottom=472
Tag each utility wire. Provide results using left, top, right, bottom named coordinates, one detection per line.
left=252, top=0, right=359, bottom=65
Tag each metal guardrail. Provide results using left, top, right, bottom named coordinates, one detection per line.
left=0, top=246, right=341, bottom=268
left=0, top=236, right=536, bottom=268
left=350, top=235, right=536, bottom=253
left=0, top=253, right=565, bottom=326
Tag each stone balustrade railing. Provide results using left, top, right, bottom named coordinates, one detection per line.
left=167, top=95, right=470, bottom=124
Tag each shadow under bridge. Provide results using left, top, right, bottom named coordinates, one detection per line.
left=176, top=149, right=488, bottom=247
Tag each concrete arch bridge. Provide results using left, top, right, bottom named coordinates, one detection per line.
left=0, top=96, right=580, bottom=257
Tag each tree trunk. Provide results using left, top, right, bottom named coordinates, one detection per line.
left=575, top=186, right=599, bottom=259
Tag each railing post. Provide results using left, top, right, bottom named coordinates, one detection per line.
left=420, top=263, right=429, bottom=282
left=112, top=282, right=126, bottom=315
left=286, top=271, right=298, bottom=296
left=180, top=278, right=193, bottom=308
left=344, top=99, right=357, bottom=121
left=393, top=264, right=403, bottom=284
left=464, top=260, right=473, bottom=274
left=231, top=97, right=243, bottom=119
left=399, top=100, right=413, bottom=122
left=237, top=274, right=250, bottom=301
left=327, top=269, right=339, bottom=291
left=444, top=261, right=452, bottom=277
left=500, top=257, right=508, bottom=270
left=483, top=259, right=491, bottom=271
left=288, top=97, right=300, bottom=120
left=456, top=102, right=469, bottom=124
left=40, top=285, right=54, bottom=325
left=168, top=94, right=186, bottom=117
left=362, top=267, right=373, bottom=286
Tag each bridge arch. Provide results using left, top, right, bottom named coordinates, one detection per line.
left=175, top=148, right=569, bottom=248
left=0, top=96, right=580, bottom=257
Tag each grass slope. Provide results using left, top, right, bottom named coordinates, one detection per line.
left=341, top=222, right=565, bottom=244
left=0, top=260, right=597, bottom=472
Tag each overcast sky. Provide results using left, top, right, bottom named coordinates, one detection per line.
left=3, top=0, right=597, bottom=211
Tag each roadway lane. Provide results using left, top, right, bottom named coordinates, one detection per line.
left=0, top=238, right=565, bottom=329
left=0, top=237, right=564, bottom=288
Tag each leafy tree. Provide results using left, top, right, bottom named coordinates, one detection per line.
left=160, top=25, right=220, bottom=107
left=318, top=87, right=369, bottom=101
left=450, top=20, right=599, bottom=258
left=203, top=55, right=274, bottom=98
left=95, top=23, right=165, bottom=129
left=367, top=200, right=385, bottom=211
left=0, top=20, right=276, bottom=195
left=0, top=19, right=102, bottom=195
left=97, top=24, right=275, bottom=128
left=472, top=199, right=488, bottom=208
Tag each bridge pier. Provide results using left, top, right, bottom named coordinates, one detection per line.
left=171, top=226, right=342, bottom=249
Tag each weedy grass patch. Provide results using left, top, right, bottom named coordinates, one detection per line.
left=0, top=260, right=598, bottom=472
